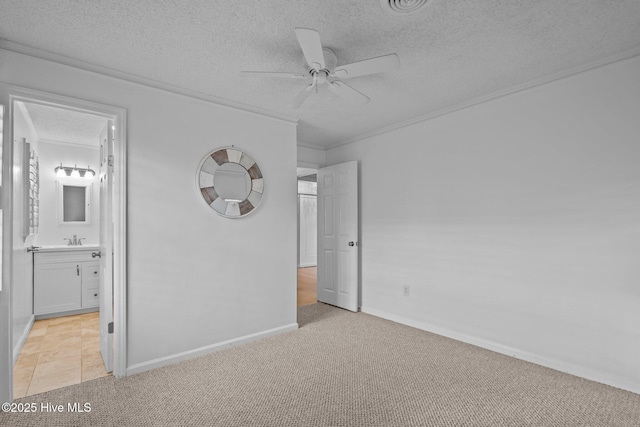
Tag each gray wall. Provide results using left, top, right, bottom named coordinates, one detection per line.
left=326, top=55, right=640, bottom=392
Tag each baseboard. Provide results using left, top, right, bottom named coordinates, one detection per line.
left=298, top=263, right=317, bottom=268
left=126, top=322, right=299, bottom=376
left=34, top=307, right=98, bottom=320
left=361, top=306, right=640, bottom=395
left=13, top=315, right=35, bottom=363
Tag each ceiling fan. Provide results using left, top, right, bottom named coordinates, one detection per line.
left=240, top=28, right=400, bottom=108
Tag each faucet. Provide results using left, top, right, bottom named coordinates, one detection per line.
left=63, top=235, right=84, bottom=246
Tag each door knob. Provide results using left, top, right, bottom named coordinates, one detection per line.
left=91, top=251, right=102, bottom=258
left=348, top=241, right=358, bottom=247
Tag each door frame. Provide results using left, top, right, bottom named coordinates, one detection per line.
left=296, top=159, right=361, bottom=312
left=0, top=84, right=128, bottom=401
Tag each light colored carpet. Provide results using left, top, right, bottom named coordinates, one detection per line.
left=2, top=303, right=639, bottom=426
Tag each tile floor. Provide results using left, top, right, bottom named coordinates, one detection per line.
left=13, top=311, right=110, bottom=398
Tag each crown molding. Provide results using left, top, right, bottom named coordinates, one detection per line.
left=296, top=142, right=326, bottom=151
left=15, top=100, right=40, bottom=140
left=0, top=39, right=299, bottom=125
left=328, top=46, right=640, bottom=150
left=39, top=138, right=100, bottom=149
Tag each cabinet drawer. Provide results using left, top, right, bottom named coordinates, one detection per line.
left=82, top=262, right=100, bottom=287
left=82, top=286, right=100, bottom=308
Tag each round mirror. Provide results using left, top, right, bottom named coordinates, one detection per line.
left=197, top=147, right=263, bottom=218
left=213, top=162, right=251, bottom=202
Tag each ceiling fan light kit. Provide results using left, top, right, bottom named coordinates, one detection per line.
left=240, top=28, right=400, bottom=108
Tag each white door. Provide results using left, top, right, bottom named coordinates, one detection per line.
left=98, top=120, right=114, bottom=372
left=317, top=161, right=359, bottom=312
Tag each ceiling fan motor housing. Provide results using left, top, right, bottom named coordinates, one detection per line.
left=306, top=47, right=337, bottom=74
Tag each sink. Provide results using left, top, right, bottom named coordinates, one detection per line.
left=37, top=245, right=100, bottom=252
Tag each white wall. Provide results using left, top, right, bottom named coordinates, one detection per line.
left=297, top=145, right=326, bottom=168
left=10, top=103, right=37, bottom=356
left=0, top=48, right=298, bottom=377
left=326, top=55, right=640, bottom=392
left=36, top=141, right=100, bottom=246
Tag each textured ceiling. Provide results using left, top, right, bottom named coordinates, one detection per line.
left=1, top=0, right=639, bottom=149
left=20, top=102, right=107, bottom=147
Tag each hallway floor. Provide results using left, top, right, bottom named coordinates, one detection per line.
left=13, top=312, right=110, bottom=398
left=297, top=266, right=317, bottom=306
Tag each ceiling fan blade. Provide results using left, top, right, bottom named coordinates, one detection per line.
left=295, top=28, right=326, bottom=70
left=240, top=71, right=307, bottom=79
left=291, top=84, right=315, bottom=109
left=327, top=80, right=370, bottom=105
left=332, top=53, right=400, bottom=78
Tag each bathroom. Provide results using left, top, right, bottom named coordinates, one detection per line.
left=11, top=99, right=110, bottom=397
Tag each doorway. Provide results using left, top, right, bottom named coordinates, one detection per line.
left=297, top=168, right=317, bottom=306
left=1, top=87, right=127, bottom=401
left=305, top=161, right=360, bottom=312
left=15, top=100, right=109, bottom=397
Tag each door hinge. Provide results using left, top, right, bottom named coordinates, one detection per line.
left=108, top=155, right=114, bottom=167
left=108, top=322, right=114, bottom=334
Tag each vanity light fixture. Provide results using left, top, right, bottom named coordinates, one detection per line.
left=55, top=163, right=67, bottom=178
left=81, top=168, right=95, bottom=179
left=54, top=163, right=96, bottom=180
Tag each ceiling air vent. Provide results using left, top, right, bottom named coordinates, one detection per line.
left=380, top=0, right=429, bottom=15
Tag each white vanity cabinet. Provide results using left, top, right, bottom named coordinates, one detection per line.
left=33, top=248, right=100, bottom=316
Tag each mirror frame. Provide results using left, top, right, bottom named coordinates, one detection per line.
left=197, top=147, right=264, bottom=218
left=56, top=180, right=92, bottom=225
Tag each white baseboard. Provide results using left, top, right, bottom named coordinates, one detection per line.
left=13, top=315, right=35, bottom=363
left=34, top=307, right=98, bottom=320
left=298, top=263, right=317, bottom=268
left=361, top=306, right=640, bottom=395
left=126, top=323, right=299, bottom=376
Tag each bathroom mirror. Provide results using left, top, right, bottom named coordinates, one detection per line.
left=197, top=147, right=263, bottom=218
left=57, top=181, right=92, bottom=224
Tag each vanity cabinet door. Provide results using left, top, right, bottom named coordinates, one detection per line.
left=34, top=262, right=82, bottom=315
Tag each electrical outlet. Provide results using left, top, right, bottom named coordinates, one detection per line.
left=402, top=285, right=410, bottom=297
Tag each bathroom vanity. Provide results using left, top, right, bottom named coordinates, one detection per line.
left=33, top=246, right=101, bottom=317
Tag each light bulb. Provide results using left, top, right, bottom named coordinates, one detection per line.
left=85, top=170, right=94, bottom=179
left=56, top=168, right=66, bottom=178
left=71, top=168, right=80, bottom=178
